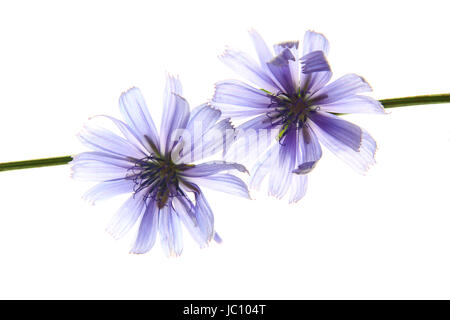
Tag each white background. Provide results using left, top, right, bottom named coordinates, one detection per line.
left=0, top=0, right=449, bottom=299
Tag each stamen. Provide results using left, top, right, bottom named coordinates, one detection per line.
left=265, top=93, right=315, bottom=143
left=127, top=155, right=188, bottom=208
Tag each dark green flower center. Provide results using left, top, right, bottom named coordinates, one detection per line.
left=265, top=91, right=315, bottom=141
left=128, top=155, right=193, bottom=208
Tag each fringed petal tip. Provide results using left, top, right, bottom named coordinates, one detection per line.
left=247, top=28, right=258, bottom=35
left=205, top=98, right=221, bottom=111
left=348, top=137, right=378, bottom=176
left=129, top=248, right=150, bottom=255
left=205, top=101, right=224, bottom=119
left=106, top=227, right=122, bottom=241
left=129, top=247, right=181, bottom=257
left=69, top=169, right=76, bottom=180
left=300, top=50, right=331, bottom=74
left=164, top=71, right=180, bottom=83
left=168, top=251, right=183, bottom=258
left=376, top=103, right=390, bottom=115
left=359, top=140, right=378, bottom=176
left=218, top=46, right=233, bottom=60
left=320, top=96, right=387, bottom=115
left=220, top=116, right=237, bottom=131
left=362, top=98, right=387, bottom=115
left=266, top=175, right=308, bottom=204
left=358, top=75, right=373, bottom=92
left=243, top=189, right=255, bottom=201
left=275, top=40, right=300, bottom=51
left=81, top=195, right=96, bottom=206
left=303, top=30, right=330, bottom=56
left=179, top=229, right=220, bottom=248
left=239, top=165, right=249, bottom=175
left=247, top=28, right=263, bottom=43
left=288, top=193, right=306, bottom=204
left=306, top=29, right=328, bottom=38
left=292, top=161, right=318, bottom=175
left=214, top=232, right=223, bottom=244
left=119, top=86, right=140, bottom=99
left=267, top=190, right=284, bottom=200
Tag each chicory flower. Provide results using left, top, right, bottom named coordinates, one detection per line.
left=71, top=75, right=249, bottom=256
left=212, top=30, right=385, bottom=203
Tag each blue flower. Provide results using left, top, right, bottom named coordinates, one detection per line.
left=71, top=75, right=249, bottom=256
left=211, top=30, right=385, bottom=203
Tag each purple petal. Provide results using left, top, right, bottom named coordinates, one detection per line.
left=172, top=196, right=207, bottom=247
left=130, top=199, right=159, bottom=254
left=158, top=204, right=183, bottom=257
left=180, top=161, right=247, bottom=178
left=161, top=92, right=190, bottom=156
left=274, top=41, right=299, bottom=56
left=249, top=147, right=274, bottom=191
left=237, top=113, right=279, bottom=133
left=96, top=115, right=151, bottom=155
left=160, top=75, right=189, bottom=155
left=303, top=30, right=330, bottom=56
left=292, top=124, right=322, bottom=174
left=292, top=162, right=316, bottom=174
left=202, top=118, right=236, bottom=158
left=178, top=119, right=236, bottom=163
left=308, top=113, right=377, bottom=173
left=300, top=50, right=331, bottom=74
left=214, top=232, right=222, bottom=243
left=185, top=104, right=221, bottom=137
left=212, top=80, right=273, bottom=114
left=107, top=193, right=146, bottom=240
left=72, top=151, right=134, bottom=168
left=193, top=191, right=215, bottom=243
left=78, top=122, right=145, bottom=159
left=82, top=179, right=135, bottom=204
left=309, top=111, right=362, bottom=151
left=176, top=104, right=222, bottom=162
left=266, top=48, right=296, bottom=94
left=289, top=174, right=308, bottom=203
left=318, top=96, right=386, bottom=114
left=300, top=30, right=332, bottom=96
left=273, top=42, right=300, bottom=90
left=248, top=29, right=273, bottom=68
left=71, top=162, right=128, bottom=182
left=118, top=87, right=160, bottom=152
left=309, top=73, right=372, bottom=105
left=71, top=152, right=133, bottom=182
left=268, top=127, right=297, bottom=199
left=212, top=104, right=273, bottom=120
left=185, top=173, right=250, bottom=199
left=248, top=29, right=295, bottom=92
left=219, top=48, right=279, bottom=93
left=218, top=107, right=275, bottom=121
left=224, top=115, right=278, bottom=164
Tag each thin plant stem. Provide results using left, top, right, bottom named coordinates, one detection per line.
left=0, top=156, right=73, bottom=172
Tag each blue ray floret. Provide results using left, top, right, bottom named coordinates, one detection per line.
left=71, top=75, right=249, bottom=256
left=211, top=30, right=385, bottom=203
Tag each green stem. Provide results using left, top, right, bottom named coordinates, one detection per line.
left=0, top=156, right=73, bottom=172
left=379, top=94, right=450, bottom=108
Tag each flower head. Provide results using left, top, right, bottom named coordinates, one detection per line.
left=72, top=75, right=249, bottom=256
left=212, top=30, right=385, bottom=203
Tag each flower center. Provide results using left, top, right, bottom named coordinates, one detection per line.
left=267, top=92, right=313, bottom=141
left=289, top=96, right=308, bottom=120
left=128, top=156, right=191, bottom=208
